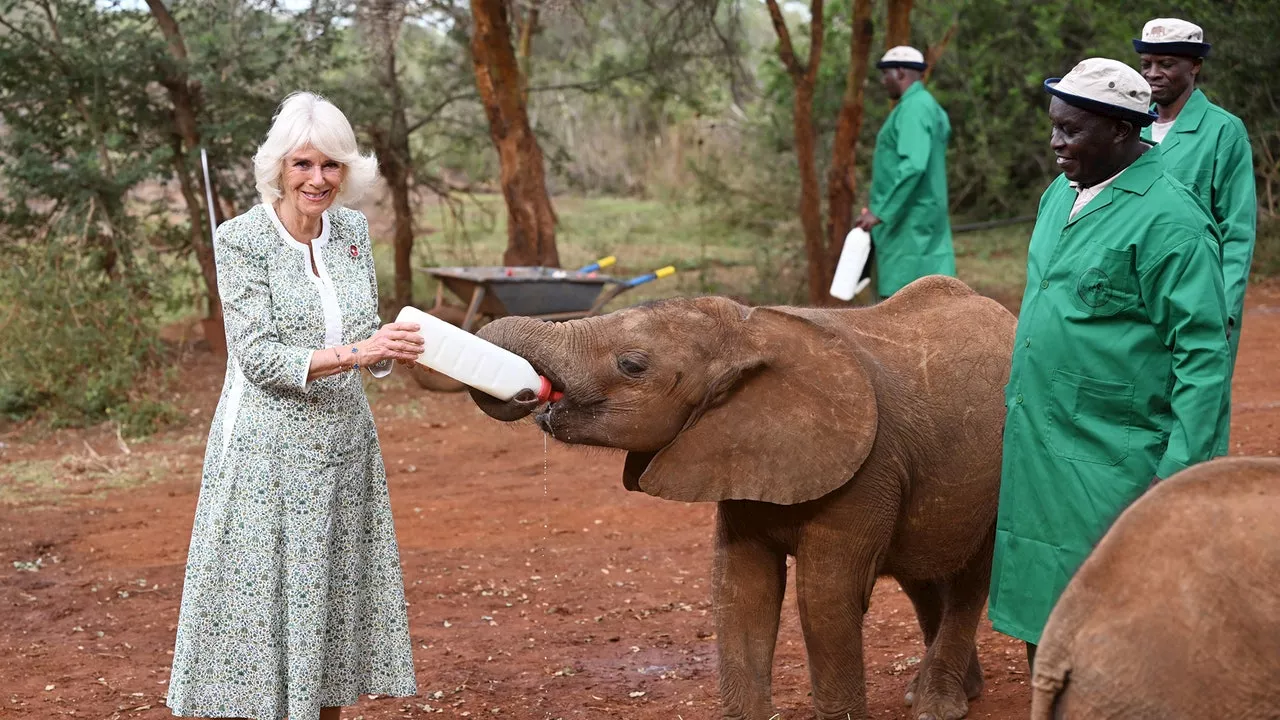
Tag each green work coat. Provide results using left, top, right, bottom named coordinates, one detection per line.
left=1143, top=88, right=1255, bottom=454
left=868, top=81, right=956, bottom=297
left=988, top=149, right=1231, bottom=645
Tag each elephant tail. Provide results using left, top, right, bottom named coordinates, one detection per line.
left=1029, top=642, right=1071, bottom=720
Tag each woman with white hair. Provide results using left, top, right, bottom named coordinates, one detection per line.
left=167, top=92, right=423, bottom=720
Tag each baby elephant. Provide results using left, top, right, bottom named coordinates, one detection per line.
left=1032, top=456, right=1280, bottom=719
left=470, top=276, right=1015, bottom=720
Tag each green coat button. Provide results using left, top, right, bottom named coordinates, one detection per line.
left=1015, top=394, right=1024, bottom=404
left=1040, top=280, right=1049, bottom=289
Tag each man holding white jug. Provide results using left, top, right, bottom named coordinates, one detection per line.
left=852, top=46, right=957, bottom=301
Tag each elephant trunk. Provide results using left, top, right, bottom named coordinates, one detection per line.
left=469, top=316, right=569, bottom=422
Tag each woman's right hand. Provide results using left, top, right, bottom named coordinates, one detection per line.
left=358, top=322, right=425, bottom=365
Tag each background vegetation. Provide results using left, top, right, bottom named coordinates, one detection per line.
left=1, top=0, right=1276, bottom=431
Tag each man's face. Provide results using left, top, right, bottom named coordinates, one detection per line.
left=1139, top=53, right=1200, bottom=106
left=1048, top=97, right=1127, bottom=186
left=881, top=69, right=903, bottom=99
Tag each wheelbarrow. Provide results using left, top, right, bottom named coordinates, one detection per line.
left=408, top=256, right=676, bottom=391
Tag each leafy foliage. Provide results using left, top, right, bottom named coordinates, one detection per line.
left=0, top=0, right=346, bottom=429
left=0, top=240, right=171, bottom=430
left=703, top=0, right=1280, bottom=222
left=0, top=0, right=1276, bottom=429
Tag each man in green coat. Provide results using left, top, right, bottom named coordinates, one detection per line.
left=854, top=45, right=955, bottom=299
left=1134, top=17, right=1256, bottom=455
left=987, top=58, right=1231, bottom=669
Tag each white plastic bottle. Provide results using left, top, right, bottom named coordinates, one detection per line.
left=829, top=227, right=872, bottom=301
left=395, top=305, right=560, bottom=402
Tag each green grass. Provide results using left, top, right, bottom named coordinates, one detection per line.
left=375, top=194, right=1035, bottom=313
left=0, top=459, right=68, bottom=506
left=0, top=450, right=179, bottom=508
left=953, top=223, right=1032, bottom=307
left=373, top=194, right=763, bottom=312
left=150, top=194, right=1032, bottom=327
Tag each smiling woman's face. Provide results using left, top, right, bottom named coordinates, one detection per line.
left=280, top=146, right=344, bottom=218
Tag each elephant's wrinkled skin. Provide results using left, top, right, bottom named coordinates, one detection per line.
left=1031, top=456, right=1280, bottom=720
left=469, top=276, right=1015, bottom=720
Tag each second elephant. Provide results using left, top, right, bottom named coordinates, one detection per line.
left=469, top=276, right=1016, bottom=720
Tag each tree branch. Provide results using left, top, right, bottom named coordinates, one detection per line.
left=805, top=0, right=824, bottom=86
left=405, top=58, right=690, bottom=136
left=924, top=20, right=958, bottom=82
left=143, top=0, right=188, bottom=62
left=0, top=15, right=61, bottom=69
left=764, top=0, right=804, bottom=80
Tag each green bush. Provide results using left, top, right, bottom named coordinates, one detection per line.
left=0, top=245, right=174, bottom=432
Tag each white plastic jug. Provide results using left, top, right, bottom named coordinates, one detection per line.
left=829, top=227, right=872, bottom=301
left=395, top=305, right=559, bottom=402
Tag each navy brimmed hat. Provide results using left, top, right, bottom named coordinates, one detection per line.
left=1133, top=18, right=1211, bottom=58
left=877, top=46, right=927, bottom=71
left=1044, top=58, right=1158, bottom=127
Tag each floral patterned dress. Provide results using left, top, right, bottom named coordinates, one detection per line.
left=167, top=203, right=416, bottom=720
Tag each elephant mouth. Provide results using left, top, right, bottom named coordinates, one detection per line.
left=533, top=395, right=612, bottom=446
left=622, top=451, right=656, bottom=491
left=533, top=398, right=575, bottom=440
left=533, top=406, right=556, bottom=434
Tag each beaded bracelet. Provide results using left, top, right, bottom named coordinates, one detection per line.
left=330, top=346, right=360, bottom=372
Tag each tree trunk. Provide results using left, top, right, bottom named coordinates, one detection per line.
left=517, top=3, right=539, bottom=104
left=794, top=84, right=827, bottom=306
left=145, top=0, right=225, bottom=353
left=369, top=124, right=415, bottom=311
left=359, top=0, right=416, bottom=310
left=825, top=0, right=874, bottom=280
left=764, top=0, right=826, bottom=306
left=886, top=0, right=914, bottom=49
left=470, top=0, right=559, bottom=267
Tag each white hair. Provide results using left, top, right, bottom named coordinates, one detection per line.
left=253, top=92, right=379, bottom=207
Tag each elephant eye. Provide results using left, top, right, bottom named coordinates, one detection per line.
left=617, top=353, right=649, bottom=378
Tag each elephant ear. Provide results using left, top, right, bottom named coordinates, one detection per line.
left=623, top=307, right=878, bottom=505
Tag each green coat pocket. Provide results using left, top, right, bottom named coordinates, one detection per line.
left=1046, top=369, right=1135, bottom=465
left=1068, top=244, right=1136, bottom=317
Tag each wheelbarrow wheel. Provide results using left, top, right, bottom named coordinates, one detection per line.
left=408, top=305, right=470, bottom=393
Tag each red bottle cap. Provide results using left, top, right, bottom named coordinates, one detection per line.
left=536, top=376, right=563, bottom=403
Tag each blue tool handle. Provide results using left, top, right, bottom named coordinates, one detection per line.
left=624, top=266, right=676, bottom=287
left=576, top=255, right=617, bottom=274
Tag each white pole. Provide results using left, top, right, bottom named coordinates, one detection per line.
left=199, top=148, right=221, bottom=321
left=200, top=147, right=218, bottom=240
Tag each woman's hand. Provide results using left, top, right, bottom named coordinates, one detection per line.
left=357, top=322, right=425, bottom=365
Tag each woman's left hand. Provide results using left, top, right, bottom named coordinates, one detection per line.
left=358, top=322, right=425, bottom=365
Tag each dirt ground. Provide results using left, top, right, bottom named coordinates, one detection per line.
left=3, top=283, right=1279, bottom=720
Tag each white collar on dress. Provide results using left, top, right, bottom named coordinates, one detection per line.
left=264, top=201, right=330, bottom=250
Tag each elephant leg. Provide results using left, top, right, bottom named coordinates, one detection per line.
left=899, top=579, right=942, bottom=706
left=713, top=505, right=786, bottom=720
left=795, top=543, right=882, bottom=720
left=911, top=533, right=993, bottom=720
